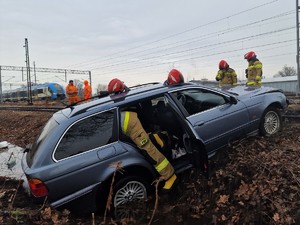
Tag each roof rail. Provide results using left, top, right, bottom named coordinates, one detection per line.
left=129, top=82, right=160, bottom=90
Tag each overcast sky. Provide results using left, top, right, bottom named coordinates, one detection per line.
left=0, top=0, right=297, bottom=91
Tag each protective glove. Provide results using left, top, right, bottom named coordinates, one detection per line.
left=245, top=69, right=248, bottom=78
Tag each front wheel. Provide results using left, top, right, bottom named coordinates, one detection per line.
left=260, top=107, right=282, bottom=137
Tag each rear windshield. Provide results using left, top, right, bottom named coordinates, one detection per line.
left=27, top=117, right=58, bottom=165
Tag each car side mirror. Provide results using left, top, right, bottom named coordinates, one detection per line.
left=229, top=96, right=238, bottom=105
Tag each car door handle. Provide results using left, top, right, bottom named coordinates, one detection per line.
left=195, top=121, right=205, bottom=126
left=97, top=147, right=116, bottom=160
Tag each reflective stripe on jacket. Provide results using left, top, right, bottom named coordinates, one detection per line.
left=120, top=111, right=174, bottom=180
left=247, top=59, right=262, bottom=86
left=216, top=68, right=237, bottom=86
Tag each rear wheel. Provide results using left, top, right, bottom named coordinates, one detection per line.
left=113, top=176, right=150, bottom=221
left=260, top=107, right=282, bottom=137
left=114, top=177, right=148, bottom=207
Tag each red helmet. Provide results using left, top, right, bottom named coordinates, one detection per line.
left=167, top=69, right=184, bottom=85
left=84, top=80, right=88, bottom=84
left=244, top=51, right=256, bottom=61
left=219, top=60, right=229, bottom=70
left=107, top=78, right=125, bottom=94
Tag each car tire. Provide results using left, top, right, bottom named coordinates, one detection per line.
left=260, top=107, right=282, bottom=137
left=112, top=176, right=150, bottom=221
left=113, top=176, right=149, bottom=207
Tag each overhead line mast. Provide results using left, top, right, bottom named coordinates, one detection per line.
left=297, top=0, right=300, bottom=96
left=24, top=38, right=33, bottom=105
left=0, top=65, right=92, bottom=103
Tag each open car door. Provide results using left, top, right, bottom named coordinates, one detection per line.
left=164, top=94, right=209, bottom=178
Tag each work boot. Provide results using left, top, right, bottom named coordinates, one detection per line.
left=162, top=174, right=177, bottom=192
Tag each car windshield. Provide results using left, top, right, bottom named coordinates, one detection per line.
left=28, top=117, right=58, bottom=162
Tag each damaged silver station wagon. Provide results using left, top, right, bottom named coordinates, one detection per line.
left=22, top=82, right=288, bottom=215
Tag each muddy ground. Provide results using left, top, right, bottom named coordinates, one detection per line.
left=0, top=101, right=299, bottom=225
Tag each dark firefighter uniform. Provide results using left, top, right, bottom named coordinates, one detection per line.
left=246, top=59, right=263, bottom=86
left=216, top=68, right=237, bottom=87
left=120, top=111, right=177, bottom=190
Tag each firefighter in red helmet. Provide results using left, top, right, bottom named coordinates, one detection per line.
left=107, top=78, right=126, bottom=94
left=215, top=60, right=237, bottom=87
left=108, top=78, right=177, bottom=191
left=165, top=69, right=184, bottom=85
left=244, top=51, right=263, bottom=86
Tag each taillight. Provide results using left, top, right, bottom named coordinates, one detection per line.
left=28, top=178, right=48, bottom=197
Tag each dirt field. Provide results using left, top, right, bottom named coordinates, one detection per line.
left=0, top=103, right=299, bottom=224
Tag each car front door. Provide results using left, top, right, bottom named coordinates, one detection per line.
left=170, top=87, right=250, bottom=156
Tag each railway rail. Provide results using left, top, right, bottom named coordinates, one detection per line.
left=0, top=92, right=299, bottom=119
left=0, top=106, right=65, bottom=112
left=0, top=105, right=299, bottom=121
left=283, top=110, right=300, bottom=122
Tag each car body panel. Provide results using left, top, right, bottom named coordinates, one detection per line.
left=21, top=82, right=288, bottom=211
left=188, top=101, right=249, bottom=154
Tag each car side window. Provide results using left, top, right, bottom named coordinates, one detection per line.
left=172, top=88, right=227, bottom=115
left=54, top=110, right=115, bottom=160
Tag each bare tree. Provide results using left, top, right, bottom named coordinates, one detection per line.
left=274, top=65, right=296, bottom=77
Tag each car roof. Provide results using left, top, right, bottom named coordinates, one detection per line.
left=58, top=82, right=275, bottom=119
left=61, top=82, right=201, bottom=118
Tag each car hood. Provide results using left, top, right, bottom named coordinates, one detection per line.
left=216, top=85, right=282, bottom=98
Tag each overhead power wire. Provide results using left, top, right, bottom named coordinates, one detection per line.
left=85, top=11, right=294, bottom=70
left=93, top=11, right=295, bottom=69
left=91, top=26, right=295, bottom=71
left=66, top=0, right=280, bottom=69
left=92, top=39, right=295, bottom=76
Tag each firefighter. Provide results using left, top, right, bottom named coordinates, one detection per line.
left=83, top=80, right=92, bottom=100
left=65, top=80, right=80, bottom=104
left=164, top=69, right=184, bottom=85
left=244, top=51, right=263, bottom=86
left=215, top=60, right=237, bottom=87
left=107, top=78, right=177, bottom=191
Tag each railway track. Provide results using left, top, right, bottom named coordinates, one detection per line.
left=283, top=110, right=300, bottom=122
left=0, top=105, right=299, bottom=122
left=0, top=106, right=65, bottom=112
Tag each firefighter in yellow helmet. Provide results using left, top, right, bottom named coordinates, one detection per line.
left=65, top=80, right=80, bottom=104
left=83, top=80, right=92, bottom=100
left=107, top=78, right=177, bottom=191
left=244, top=51, right=263, bottom=86
left=215, top=60, right=237, bottom=87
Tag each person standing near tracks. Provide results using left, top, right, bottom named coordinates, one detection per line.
left=83, top=80, right=92, bottom=101
left=65, top=80, right=80, bottom=104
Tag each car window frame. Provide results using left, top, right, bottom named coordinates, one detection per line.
left=52, top=108, right=118, bottom=162
left=169, top=86, right=231, bottom=117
